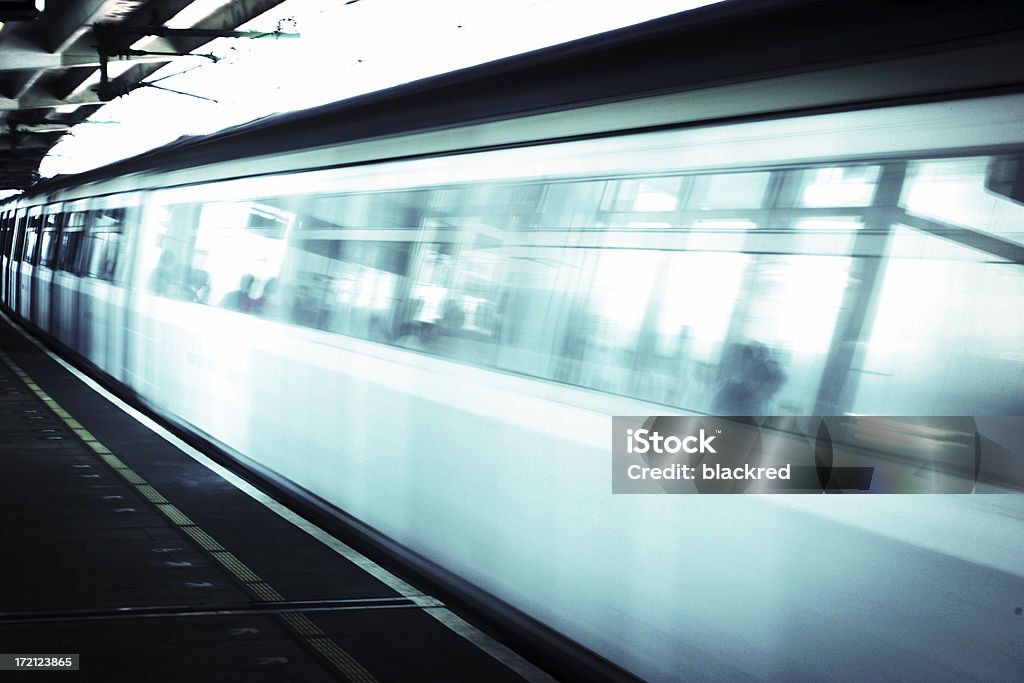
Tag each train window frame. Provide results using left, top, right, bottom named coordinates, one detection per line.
left=2, top=214, right=15, bottom=259
left=23, top=212, right=43, bottom=266
left=82, top=206, right=127, bottom=282
left=12, top=213, right=27, bottom=262
left=0, top=211, right=9, bottom=258
left=38, top=209, right=61, bottom=269
left=57, top=211, right=87, bottom=274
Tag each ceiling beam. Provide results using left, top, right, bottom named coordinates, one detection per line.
left=45, top=0, right=144, bottom=53
left=0, top=48, right=176, bottom=72
left=0, top=90, right=103, bottom=110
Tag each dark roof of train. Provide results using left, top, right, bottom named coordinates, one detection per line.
left=21, top=0, right=1024, bottom=197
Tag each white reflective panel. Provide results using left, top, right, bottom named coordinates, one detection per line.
left=740, top=255, right=851, bottom=354
left=537, top=181, right=608, bottom=228
left=658, top=250, right=749, bottom=409
left=688, top=171, right=769, bottom=210
left=788, top=217, right=859, bottom=256
left=192, top=202, right=291, bottom=307
left=902, top=157, right=1024, bottom=247
left=633, top=179, right=682, bottom=212
left=732, top=254, right=852, bottom=415
left=602, top=177, right=683, bottom=213
left=855, top=226, right=1024, bottom=414
left=591, top=249, right=660, bottom=330
left=797, top=165, right=880, bottom=207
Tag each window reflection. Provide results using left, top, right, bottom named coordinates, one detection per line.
left=140, top=155, right=1024, bottom=415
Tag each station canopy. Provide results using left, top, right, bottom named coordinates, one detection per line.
left=0, top=0, right=290, bottom=190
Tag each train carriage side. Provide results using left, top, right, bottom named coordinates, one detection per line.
left=3, top=95, right=1024, bottom=683
left=64, top=92, right=1022, bottom=683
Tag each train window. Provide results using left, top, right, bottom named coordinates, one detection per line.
left=12, top=215, right=27, bottom=261
left=38, top=211, right=60, bottom=268
left=156, top=193, right=421, bottom=331
left=174, top=171, right=858, bottom=412
left=779, top=165, right=881, bottom=208
left=294, top=190, right=430, bottom=231
left=855, top=226, right=1024, bottom=414
left=353, top=165, right=879, bottom=412
left=903, top=157, right=1024, bottom=248
left=533, top=180, right=609, bottom=229
left=38, top=229, right=55, bottom=268
left=142, top=203, right=201, bottom=300
left=426, top=184, right=542, bottom=232
left=986, top=154, right=1024, bottom=205
left=685, top=171, right=771, bottom=210
left=602, top=177, right=683, bottom=213
left=244, top=205, right=289, bottom=239
left=23, top=214, right=42, bottom=265
left=274, top=193, right=416, bottom=334
left=1, top=214, right=14, bottom=259
left=187, top=201, right=289, bottom=307
left=23, top=227, right=38, bottom=265
left=128, top=149, right=1021, bottom=416
left=0, top=211, right=8, bottom=256
left=83, top=208, right=126, bottom=281
left=57, top=212, right=86, bottom=273
left=281, top=238, right=410, bottom=335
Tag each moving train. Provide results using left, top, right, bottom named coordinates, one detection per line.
left=2, top=1, right=1023, bottom=680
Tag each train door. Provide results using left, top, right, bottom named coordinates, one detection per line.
left=0, top=209, right=10, bottom=303
left=9, top=209, right=27, bottom=316
left=52, top=203, right=86, bottom=350
left=77, top=196, right=133, bottom=378
left=33, top=206, right=60, bottom=334
left=20, top=204, right=45, bottom=325
left=124, top=197, right=199, bottom=402
left=2, top=209, right=15, bottom=304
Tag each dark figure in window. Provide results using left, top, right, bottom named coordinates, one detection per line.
left=221, top=274, right=256, bottom=313
left=711, top=342, right=786, bottom=415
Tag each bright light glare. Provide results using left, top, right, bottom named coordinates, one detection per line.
left=40, top=0, right=721, bottom=178
left=165, top=0, right=233, bottom=29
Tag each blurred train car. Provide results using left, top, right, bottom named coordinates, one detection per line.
left=3, top=1, right=1024, bottom=680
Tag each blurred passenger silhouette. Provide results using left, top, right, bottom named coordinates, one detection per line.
left=221, top=273, right=256, bottom=313
left=187, top=269, right=210, bottom=304
left=711, top=342, right=786, bottom=415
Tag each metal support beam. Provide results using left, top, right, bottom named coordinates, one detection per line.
left=0, top=48, right=175, bottom=72
left=45, top=0, right=141, bottom=53
left=92, top=23, right=300, bottom=41
left=0, top=90, right=103, bottom=110
left=89, top=20, right=297, bottom=100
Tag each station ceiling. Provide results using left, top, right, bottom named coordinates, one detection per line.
left=0, top=0, right=288, bottom=191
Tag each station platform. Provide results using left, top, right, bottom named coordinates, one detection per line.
left=0, top=312, right=554, bottom=682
